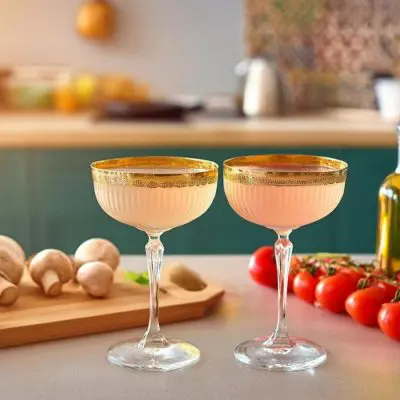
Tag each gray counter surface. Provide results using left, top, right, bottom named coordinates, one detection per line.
left=1, top=255, right=399, bottom=400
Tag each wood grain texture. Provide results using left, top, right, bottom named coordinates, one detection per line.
left=0, top=267, right=224, bottom=348
left=0, top=109, right=396, bottom=149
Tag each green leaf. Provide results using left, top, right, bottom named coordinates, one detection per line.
left=124, top=271, right=149, bottom=285
left=273, top=0, right=286, bottom=14
left=136, top=272, right=149, bottom=285
left=124, top=271, right=140, bottom=282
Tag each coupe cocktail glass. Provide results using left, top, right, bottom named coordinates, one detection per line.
left=224, top=155, right=348, bottom=371
left=91, top=156, right=218, bottom=372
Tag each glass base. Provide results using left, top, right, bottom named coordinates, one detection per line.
left=107, top=337, right=200, bottom=372
left=234, top=336, right=327, bottom=372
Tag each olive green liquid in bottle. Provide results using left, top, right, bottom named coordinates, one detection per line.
left=376, top=125, right=400, bottom=276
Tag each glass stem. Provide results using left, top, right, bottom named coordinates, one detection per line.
left=266, top=231, right=293, bottom=347
left=140, top=233, right=167, bottom=347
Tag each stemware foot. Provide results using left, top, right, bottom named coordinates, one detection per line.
left=234, top=336, right=327, bottom=372
left=107, top=338, right=200, bottom=372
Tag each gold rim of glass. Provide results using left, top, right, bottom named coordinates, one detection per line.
left=223, top=154, right=348, bottom=186
left=91, top=156, right=218, bottom=188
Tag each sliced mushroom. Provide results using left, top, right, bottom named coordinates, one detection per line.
left=74, top=238, right=120, bottom=278
left=0, top=247, right=24, bottom=305
left=167, top=262, right=207, bottom=291
left=77, top=261, right=114, bottom=298
left=0, top=235, right=25, bottom=262
left=29, top=249, right=73, bottom=297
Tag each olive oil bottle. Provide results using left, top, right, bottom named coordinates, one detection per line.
left=376, top=125, right=400, bottom=276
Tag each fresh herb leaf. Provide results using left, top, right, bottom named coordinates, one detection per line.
left=136, top=272, right=149, bottom=285
left=124, top=271, right=149, bottom=285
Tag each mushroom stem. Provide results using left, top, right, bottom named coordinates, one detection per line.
left=0, top=276, right=19, bottom=305
left=41, top=269, right=61, bottom=297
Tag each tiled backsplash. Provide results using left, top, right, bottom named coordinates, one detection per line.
left=246, top=0, right=400, bottom=110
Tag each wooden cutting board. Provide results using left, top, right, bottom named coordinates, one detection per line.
left=0, top=267, right=224, bottom=348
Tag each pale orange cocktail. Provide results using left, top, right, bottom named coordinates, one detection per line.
left=224, top=162, right=345, bottom=231
left=94, top=167, right=217, bottom=233
left=92, top=156, right=218, bottom=372
left=224, top=155, right=348, bottom=372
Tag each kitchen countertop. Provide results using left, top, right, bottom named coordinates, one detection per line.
left=1, top=254, right=399, bottom=400
left=0, top=109, right=396, bottom=148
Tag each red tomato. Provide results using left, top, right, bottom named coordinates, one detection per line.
left=248, top=246, right=277, bottom=288
left=345, top=287, right=392, bottom=326
left=248, top=247, right=301, bottom=290
left=293, top=271, right=318, bottom=304
left=315, top=273, right=358, bottom=313
left=288, top=271, right=296, bottom=293
left=288, top=256, right=301, bottom=293
left=373, top=281, right=398, bottom=300
left=291, top=255, right=301, bottom=267
left=339, top=267, right=365, bottom=284
left=371, top=269, right=386, bottom=280
left=378, top=302, right=400, bottom=341
left=317, top=264, right=339, bottom=277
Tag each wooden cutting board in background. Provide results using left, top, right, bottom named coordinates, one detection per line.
left=0, top=267, right=224, bottom=348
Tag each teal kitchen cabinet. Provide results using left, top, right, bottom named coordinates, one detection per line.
left=0, top=150, right=31, bottom=252
left=12, top=146, right=393, bottom=256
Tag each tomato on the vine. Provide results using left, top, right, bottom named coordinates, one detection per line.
left=293, top=270, right=318, bottom=304
left=248, top=246, right=277, bottom=288
left=378, top=299, right=400, bottom=341
left=339, top=267, right=366, bottom=285
left=317, top=264, right=339, bottom=277
left=288, top=256, right=301, bottom=293
left=248, top=246, right=300, bottom=290
left=288, top=270, right=297, bottom=293
left=315, top=273, right=358, bottom=313
left=345, top=287, right=392, bottom=326
left=373, top=280, right=398, bottom=300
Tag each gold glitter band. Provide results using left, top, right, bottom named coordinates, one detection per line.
left=223, top=155, right=348, bottom=186
left=91, top=156, right=218, bottom=188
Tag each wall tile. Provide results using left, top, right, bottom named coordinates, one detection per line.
left=246, top=0, right=400, bottom=109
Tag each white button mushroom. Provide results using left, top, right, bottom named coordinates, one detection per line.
left=74, top=238, right=120, bottom=278
left=29, top=249, right=73, bottom=297
left=0, top=247, right=24, bottom=306
left=0, top=235, right=25, bottom=262
left=76, top=261, right=114, bottom=298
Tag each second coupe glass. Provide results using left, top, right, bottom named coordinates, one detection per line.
left=224, top=154, right=348, bottom=371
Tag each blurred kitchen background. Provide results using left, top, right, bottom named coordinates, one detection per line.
left=0, top=0, right=399, bottom=256
left=0, top=0, right=243, bottom=108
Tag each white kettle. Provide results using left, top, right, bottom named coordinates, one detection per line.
left=236, top=56, right=280, bottom=118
